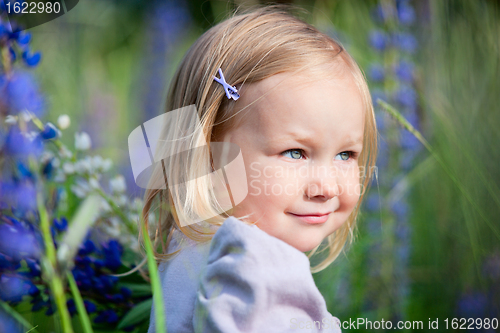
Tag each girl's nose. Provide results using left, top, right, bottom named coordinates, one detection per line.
left=303, top=169, right=340, bottom=201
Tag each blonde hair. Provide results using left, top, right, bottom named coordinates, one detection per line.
left=139, top=4, right=378, bottom=273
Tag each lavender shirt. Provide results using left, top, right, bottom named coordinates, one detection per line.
left=147, top=216, right=342, bottom=333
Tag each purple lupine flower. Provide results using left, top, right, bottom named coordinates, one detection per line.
left=394, top=59, right=415, bottom=82
left=120, top=286, right=132, bottom=298
left=368, top=63, right=385, bottom=82
left=457, top=292, right=488, bottom=319
left=365, top=192, right=380, bottom=212
left=4, top=70, right=45, bottom=116
left=0, top=273, right=36, bottom=303
left=4, top=125, right=43, bottom=157
left=366, top=218, right=382, bottom=237
left=0, top=305, right=25, bottom=333
left=66, top=299, right=77, bottom=316
left=103, top=239, right=123, bottom=271
left=393, top=85, right=417, bottom=110
left=371, top=89, right=388, bottom=106
left=84, top=300, right=96, bottom=314
left=94, top=309, right=118, bottom=324
left=0, top=180, right=38, bottom=213
left=78, top=238, right=96, bottom=256
left=392, top=32, right=418, bottom=53
left=400, top=128, right=420, bottom=149
left=371, top=3, right=397, bottom=23
left=399, top=149, right=418, bottom=171
left=0, top=219, right=42, bottom=261
left=390, top=200, right=409, bottom=219
left=396, top=1, right=416, bottom=25
left=396, top=241, right=410, bottom=262
left=369, top=30, right=390, bottom=52
left=482, top=253, right=500, bottom=280
left=39, top=122, right=59, bottom=140
left=53, top=217, right=68, bottom=232
left=375, top=112, right=386, bottom=131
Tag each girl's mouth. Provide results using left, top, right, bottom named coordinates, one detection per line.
left=288, top=212, right=331, bottom=224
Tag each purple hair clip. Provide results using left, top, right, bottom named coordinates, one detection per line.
left=213, top=68, right=240, bottom=101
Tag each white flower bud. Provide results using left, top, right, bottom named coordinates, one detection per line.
left=75, top=132, right=91, bottom=151
left=5, top=115, right=17, bottom=124
left=89, top=177, right=100, bottom=189
left=110, top=175, right=126, bottom=193
left=62, top=162, right=75, bottom=174
left=57, top=114, right=71, bottom=129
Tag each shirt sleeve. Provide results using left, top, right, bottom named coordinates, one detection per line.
left=192, top=216, right=342, bottom=333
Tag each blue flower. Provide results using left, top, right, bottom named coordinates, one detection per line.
left=53, top=217, right=68, bottom=232
left=400, top=129, right=421, bottom=149
left=392, top=32, right=418, bottom=54
left=103, top=239, right=123, bottom=271
left=78, top=238, right=96, bottom=256
left=399, top=149, right=418, bottom=170
left=365, top=193, right=380, bottom=212
left=369, top=30, right=390, bottom=52
left=25, top=258, right=41, bottom=278
left=5, top=126, right=44, bottom=157
left=368, top=63, right=385, bottom=82
left=0, top=252, right=21, bottom=271
left=393, top=59, right=415, bottom=82
left=0, top=273, right=36, bottom=303
left=39, top=122, right=59, bottom=140
left=0, top=181, right=38, bottom=215
left=84, top=300, right=97, bottom=314
left=393, top=85, right=417, bottom=110
left=5, top=70, right=45, bottom=116
left=45, top=304, right=55, bottom=316
left=94, top=309, right=119, bottom=324
left=390, top=200, right=408, bottom=219
left=21, top=49, right=42, bottom=67
left=66, top=299, right=77, bottom=316
left=0, top=220, right=42, bottom=262
left=397, top=2, right=416, bottom=25
left=120, top=286, right=132, bottom=298
left=371, top=89, right=388, bottom=106
left=31, top=298, right=47, bottom=312
left=16, top=31, right=31, bottom=45
left=375, top=112, right=386, bottom=131
left=457, top=292, right=487, bottom=319
left=371, top=3, right=396, bottom=23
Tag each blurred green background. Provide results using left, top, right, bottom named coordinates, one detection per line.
left=27, top=0, right=500, bottom=331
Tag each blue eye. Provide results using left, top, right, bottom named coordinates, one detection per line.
left=282, top=149, right=305, bottom=160
left=335, top=151, right=356, bottom=161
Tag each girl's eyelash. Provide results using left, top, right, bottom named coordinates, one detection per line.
left=281, top=149, right=306, bottom=159
left=281, top=149, right=359, bottom=160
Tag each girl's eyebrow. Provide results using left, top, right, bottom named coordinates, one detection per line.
left=343, top=136, right=364, bottom=146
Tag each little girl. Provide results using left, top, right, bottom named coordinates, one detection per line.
left=142, top=5, right=378, bottom=333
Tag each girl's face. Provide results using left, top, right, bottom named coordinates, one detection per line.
left=221, top=66, right=365, bottom=252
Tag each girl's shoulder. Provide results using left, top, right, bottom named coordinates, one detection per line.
left=194, top=216, right=342, bottom=333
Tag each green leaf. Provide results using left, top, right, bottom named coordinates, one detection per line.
left=0, top=300, right=39, bottom=333
left=116, top=298, right=153, bottom=330
left=117, top=283, right=152, bottom=297
left=67, top=272, right=94, bottom=333
left=56, top=194, right=101, bottom=271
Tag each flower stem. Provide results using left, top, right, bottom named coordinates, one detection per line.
left=67, top=271, right=94, bottom=333
left=141, top=216, right=166, bottom=333
left=34, top=159, right=75, bottom=333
